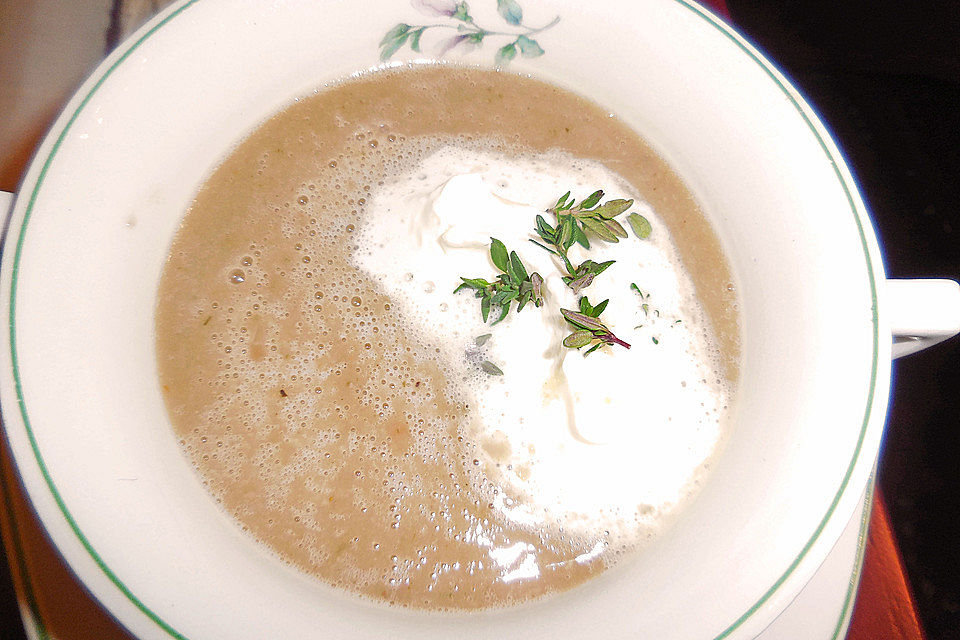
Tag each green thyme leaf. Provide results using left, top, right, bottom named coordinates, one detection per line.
left=530, top=273, right=544, bottom=306
left=481, top=360, right=504, bottom=375
left=475, top=333, right=492, bottom=346
left=456, top=277, right=490, bottom=291
left=529, top=238, right=559, bottom=256
left=560, top=309, right=604, bottom=331
left=581, top=217, right=618, bottom=242
left=517, top=289, right=532, bottom=311
left=535, top=190, right=638, bottom=306
left=492, top=301, right=511, bottom=325
left=559, top=216, right=574, bottom=250
left=568, top=273, right=594, bottom=294
left=573, top=224, right=590, bottom=249
left=627, top=213, right=652, bottom=239
left=535, top=215, right=556, bottom=240
left=458, top=240, right=543, bottom=324
left=509, top=251, right=528, bottom=282
left=580, top=190, right=604, bottom=209
left=593, top=198, right=634, bottom=219
left=490, top=237, right=509, bottom=271
left=602, top=218, right=628, bottom=238
left=563, top=330, right=594, bottom=349
left=560, top=304, right=631, bottom=354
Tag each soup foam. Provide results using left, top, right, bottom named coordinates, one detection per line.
left=353, top=145, right=732, bottom=543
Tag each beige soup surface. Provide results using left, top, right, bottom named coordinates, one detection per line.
left=155, top=65, right=738, bottom=610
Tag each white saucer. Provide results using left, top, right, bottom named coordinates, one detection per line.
left=755, top=478, right=872, bottom=639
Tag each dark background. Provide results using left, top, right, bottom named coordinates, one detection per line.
left=1, top=1, right=958, bottom=638
left=724, top=1, right=960, bottom=638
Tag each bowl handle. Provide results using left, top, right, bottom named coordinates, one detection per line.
left=887, top=279, right=960, bottom=358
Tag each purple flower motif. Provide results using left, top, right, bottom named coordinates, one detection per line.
left=435, top=33, right=482, bottom=57
left=412, top=0, right=457, bottom=17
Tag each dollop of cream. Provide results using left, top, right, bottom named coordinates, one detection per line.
left=353, top=146, right=731, bottom=542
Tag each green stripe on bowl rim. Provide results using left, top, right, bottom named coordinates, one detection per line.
left=2, top=1, right=881, bottom=638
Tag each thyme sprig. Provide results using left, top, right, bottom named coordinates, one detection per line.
left=530, top=190, right=633, bottom=293
left=455, top=190, right=651, bottom=359
left=454, top=237, right=544, bottom=324
left=561, top=296, right=631, bottom=356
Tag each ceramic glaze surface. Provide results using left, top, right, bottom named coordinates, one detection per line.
left=0, top=1, right=892, bottom=639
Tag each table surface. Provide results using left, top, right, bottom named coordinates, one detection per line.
left=0, top=1, right=934, bottom=638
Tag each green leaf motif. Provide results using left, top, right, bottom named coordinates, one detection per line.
left=497, top=0, right=523, bottom=25
left=495, top=42, right=517, bottom=66
left=516, top=35, right=545, bottom=58
left=409, top=27, right=425, bottom=52
left=379, top=24, right=411, bottom=61
left=453, top=1, right=472, bottom=22
left=380, top=23, right=410, bottom=46
left=377, top=3, right=558, bottom=67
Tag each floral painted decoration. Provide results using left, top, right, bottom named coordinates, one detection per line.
left=379, top=0, right=559, bottom=65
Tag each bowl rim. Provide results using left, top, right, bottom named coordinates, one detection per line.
left=0, top=0, right=885, bottom=638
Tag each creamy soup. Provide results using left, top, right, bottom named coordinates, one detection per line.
left=155, top=65, right=739, bottom=610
